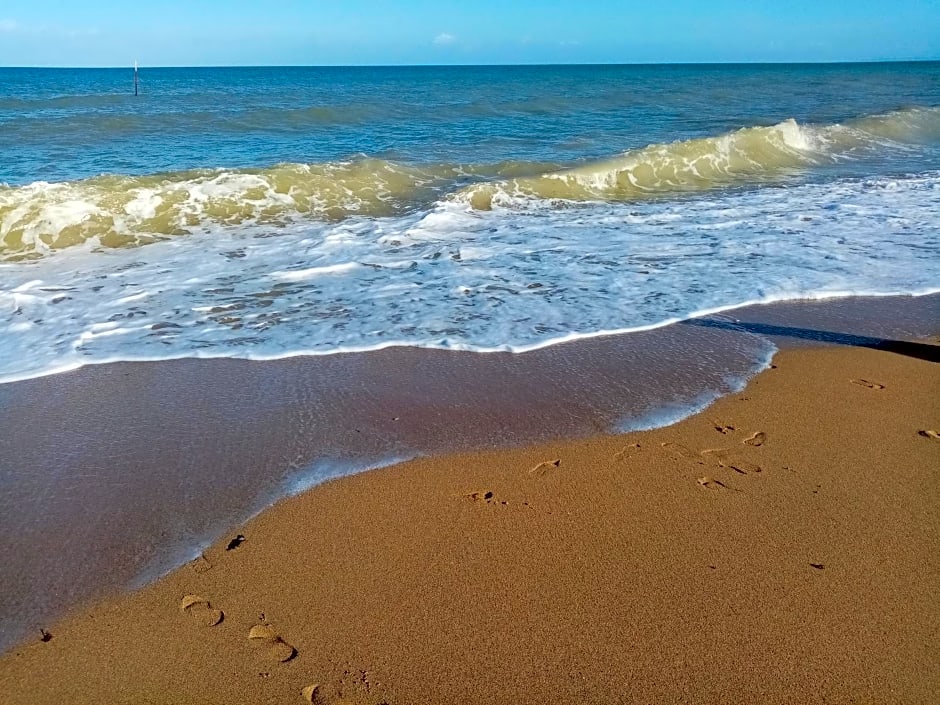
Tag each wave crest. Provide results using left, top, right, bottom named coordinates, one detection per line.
left=1, top=107, right=937, bottom=260
left=458, top=107, right=940, bottom=208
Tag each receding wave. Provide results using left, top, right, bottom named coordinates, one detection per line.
left=1, top=107, right=937, bottom=260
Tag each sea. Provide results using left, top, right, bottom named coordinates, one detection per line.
left=1, top=63, right=940, bottom=653
left=1, top=63, right=939, bottom=385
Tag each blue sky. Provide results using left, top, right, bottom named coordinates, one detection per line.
left=0, top=1, right=937, bottom=67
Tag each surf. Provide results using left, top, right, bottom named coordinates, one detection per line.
left=1, top=106, right=938, bottom=261
left=458, top=107, right=940, bottom=208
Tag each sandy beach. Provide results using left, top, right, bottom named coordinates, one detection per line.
left=1, top=294, right=936, bottom=658
left=1, top=336, right=937, bottom=704
left=2, top=48, right=939, bottom=705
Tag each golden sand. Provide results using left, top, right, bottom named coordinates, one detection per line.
left=1, top=345, right=938, bottom=704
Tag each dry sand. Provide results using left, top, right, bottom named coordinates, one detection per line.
left=1, top=343, right=938, bottom=704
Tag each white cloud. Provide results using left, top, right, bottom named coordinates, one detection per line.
left=433, top=32, right=456, bottom=46
left=0, top=19, right=20, bottom=32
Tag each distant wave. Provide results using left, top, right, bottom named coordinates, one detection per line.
left=1, top=106, right=938, bottom=261
left=459, top=107, right=940, bottom=207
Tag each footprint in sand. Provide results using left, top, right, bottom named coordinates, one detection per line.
left=302, top=683, right=361, bottom=705
left=463, top=490, right=510, bottom=506
left=302, top=671, right=380, bottom=705
left=713, top=423, right=735, bottom=435
left=661, top=442, right=702, bottom=463
left=529, top=459, right=561, bottom=476
left=614, top=443, right=642, bottom=461
left=917, top=429, right=940, bottom=440
left=743, top=431, right=766, bottom=447
left=248, top=623, right=297, bottom=663
left=180, top=595, right=224, bottom=627
left=851, top=378, right=885, bottom=390
left=697, top=476, right=734, bottom=491
left=302, top=684, right=326, bottom=704
left=701, top=449, right=761, bottom=475
left=301, top=684, right=345, bottom=705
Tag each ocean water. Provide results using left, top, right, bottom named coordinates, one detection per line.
left=1, top=63, right=939, bottom=383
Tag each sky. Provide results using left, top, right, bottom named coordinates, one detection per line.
left=0, top=0, right=937, bottom=67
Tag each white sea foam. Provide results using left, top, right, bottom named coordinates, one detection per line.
left=615, top=343, right=778, bottom=433
left=0, top=172, right=938, bottom=385
left=123, top=190, right=162, bottom=220
left=271, top=262, right=361, bottom=280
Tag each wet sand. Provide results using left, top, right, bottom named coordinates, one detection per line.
left=0, top=293, right=937, bottom=654
left=1, top=336, right=938, bottom=703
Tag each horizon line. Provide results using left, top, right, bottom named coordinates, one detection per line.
left=1, top=58, right=938, bottom=70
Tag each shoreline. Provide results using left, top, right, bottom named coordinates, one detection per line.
left=2, top=288, right=938, bottom=388
left=0, top=293, right=937, bottom=656
left=1, top=340, right=938, bottom=703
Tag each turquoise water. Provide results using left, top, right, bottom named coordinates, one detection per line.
left=1, top=63, right=939, bottom=382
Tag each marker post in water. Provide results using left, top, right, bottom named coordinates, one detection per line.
left=134, top=61, right=139, bottom=97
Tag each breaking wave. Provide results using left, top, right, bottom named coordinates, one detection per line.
left=1, top=106, right=938, bottom=261
left=460, top=107, right=940, bottom=207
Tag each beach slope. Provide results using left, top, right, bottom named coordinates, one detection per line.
left=1, top=343, right=938, bottom=704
